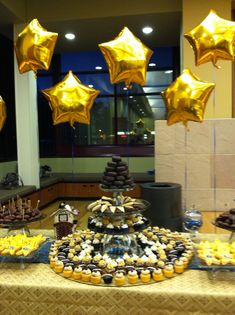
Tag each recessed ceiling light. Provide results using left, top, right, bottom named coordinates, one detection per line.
left=129, top=96, right=133, bottom=99
left=149, top=63, right=156, bottom=67
left=88, top=84, right=94, bottom=88
left=65, top=33, right=75, bottom=40
left=165, top=70, right=173, bottom=74
left=142, top=26, right=153, bottom=34
left=95, top=66, right=102, bottom=70
left=123, top=87, right=128, bottom=90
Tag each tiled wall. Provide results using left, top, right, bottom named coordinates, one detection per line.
left=155, top=119, right=235, bottom=212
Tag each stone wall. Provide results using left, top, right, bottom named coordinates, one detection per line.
left=155, top=119, right=235, bottom=211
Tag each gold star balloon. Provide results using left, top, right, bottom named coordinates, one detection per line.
left=99, top=27, right=153, bottom=88
left=0, top=96, right=6, bottom=132
left=161, top=69, right=215, bottom=126
left=136, top=118, right=145, bottom=128
left=15, top=19, right=58, bottom=74
left=184, top=10, right=235, bottom=67
left=42, top=71, right=100, bottom=127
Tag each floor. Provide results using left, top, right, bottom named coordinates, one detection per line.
left=29, top=199, right=229, bottom=235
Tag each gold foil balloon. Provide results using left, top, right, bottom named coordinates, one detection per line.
left=184, top=10, right=235, bottom=67
left=42, top=71, right=100, bottom=127
left=161, top=69, right=215, bottom=126
left=15, top=19, right=58, bottom=74
left=136, top=118, right=145, bottom=128
left=0, top=96, right=6, bottom=131
left=99, top=27, right=153, bottom=88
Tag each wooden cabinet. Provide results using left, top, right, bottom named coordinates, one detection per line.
left=62, top=183, right=104, bottom=197
left=23, top=182, right=142, bottom=209
left=38, top=184, right=59, bottom=207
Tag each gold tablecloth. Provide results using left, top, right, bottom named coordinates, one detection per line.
left=0, top=264, right=235, bottom=315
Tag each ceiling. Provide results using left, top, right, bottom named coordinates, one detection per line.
left=0, top=0, right=182, bottom=52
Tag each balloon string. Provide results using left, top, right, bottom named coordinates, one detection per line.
left=71, top=127, right=75, bottom=176
left=212, top=66, right=217, bottom=231
left=183, top=125, right=188, bottom=212
left=125, top=89, right=130, bottom=168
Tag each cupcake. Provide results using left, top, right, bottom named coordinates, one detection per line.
left=92, top=253, right=102, bottom=264
left=54, top=260, right=64, bottom=273
left=90, top=270, right=102, bottom=284
left=73, top=256, right=79, bottom=265
left=140, top=269, right=151, bottom=283
left=116, top=258, right=125, bottom=268
left=81, top=269, right=92, bottom=282
left=174, top=260, right=184, bottom=274
left=102, top=274, right=113, bottom=285
left=92, top=238, right=101, bottom=251
left=98, top=259, right=107, bottom=268
left=114, top=271, right=126, bottom=286
left=50, top=257, right=57, bottom=269
left=157, top=260, right=165, bottom=269
left=163, top=265, right=174, bottom=278
left=63, top=266, right=73, bottom=278
left=153, top=268, right=164, bottom=282
left=179, top=257, right=189, bottom=268
left=127, top=270, right=138, bottom=284
left=72, top=266, right=82, bottom=280
left=82, top=255, right=92, bottom=264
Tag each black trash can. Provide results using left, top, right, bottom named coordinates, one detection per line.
left=140, top=182, right=182, bottom=231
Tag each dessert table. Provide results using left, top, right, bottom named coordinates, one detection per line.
left=0, top=264, right=234, bottom=315
left=0, top=230, right=234, bottom=315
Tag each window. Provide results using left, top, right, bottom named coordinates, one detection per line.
left=37, top=48, right=177, bottom=157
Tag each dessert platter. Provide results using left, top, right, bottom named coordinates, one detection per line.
left=194, top=239, right=235, bottom=268
left=0, top=197, right=44, bottom=235
left=49, top=226, right=193, bottom=286
left=49, top=156, right=193, bottom=286
left=0, top=233, right=47, bottom=266
left=212, top=208, right=235, bottom=234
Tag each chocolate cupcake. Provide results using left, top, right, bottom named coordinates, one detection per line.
left=102, top=274, right=113, bottom=284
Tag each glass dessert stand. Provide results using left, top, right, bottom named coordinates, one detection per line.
left=91, top=186, right=150, bottom=258
left=0, top=214, right=46, bottom=236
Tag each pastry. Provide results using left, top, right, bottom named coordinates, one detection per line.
left=114, top=271, right=126, bottom=286
left=140, top=269, right=151, bottom=283
left=163, top=265, right=174, bottom=278
left=72, top=266, right=82, bottom=280
left=127, top=270, right=138, bottom=284
left=81, top=269, right=92, bottom=282
left=174, top=260, right=184, bottom=274
left=102, top=274, right=113, bottom=284
left=90, top=270, right=102, bottom=284
left=63, top=266, right=73, bottom=278
left=153, top=268, right=164, bottom=282
left=54, top=260, right=64, bottom=273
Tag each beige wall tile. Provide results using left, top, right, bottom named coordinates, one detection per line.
left=215, top=189, right=235, bottom=211
left=215, top=119, right=235, bottom=154
left=173, top=154, right=185, bottom=187
left=215, top=154, right=235, bottom=189
left=185, top=189, right=213, bottom=211
left=155, top=120, right=175, bottom=154
left=174, top=123, right=185, bottom=154
left=187, top=154, right=211, bottom=189
left=155, top=154, right=174, bottom=182
left=186, top=120, right=212, bottom=154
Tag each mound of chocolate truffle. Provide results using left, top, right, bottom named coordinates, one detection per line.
left=215, top=208, right=235, bottom=230
left=101, top=156, right=134, bottom=189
